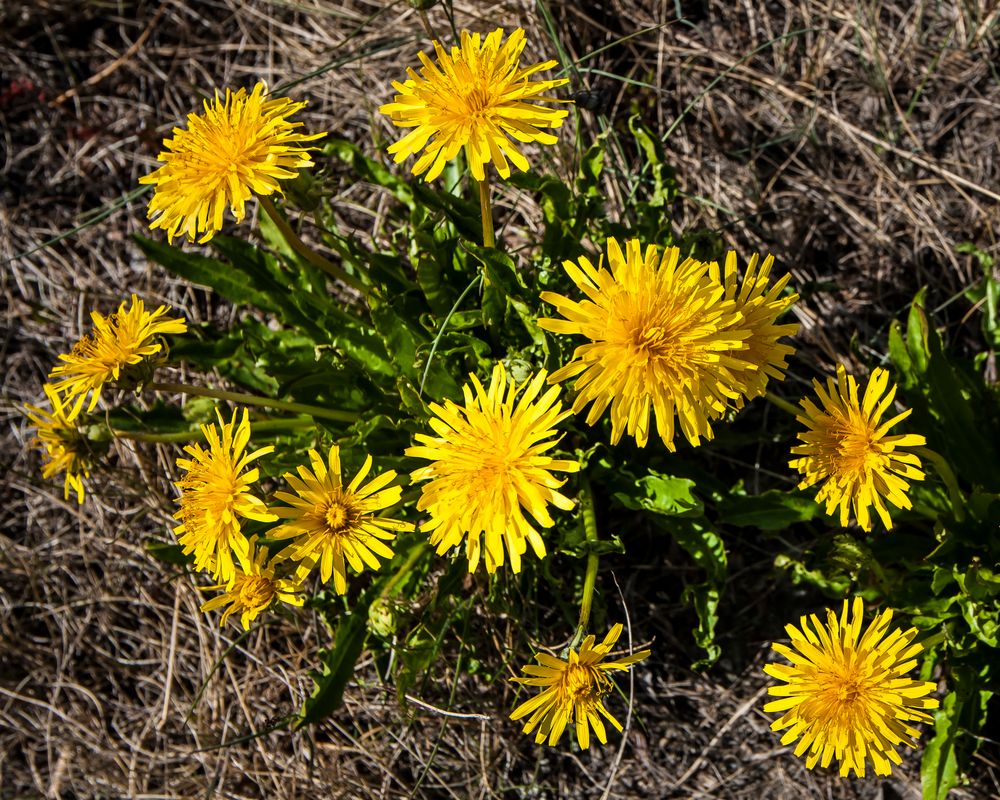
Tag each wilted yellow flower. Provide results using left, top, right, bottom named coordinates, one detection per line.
left=379, top=28, right=569, bottom=182
left=790, top=365, right=925, bottom=531
left=200, top=536, right=305, bottom=630
left=173, top=408, right=275, bottom=582
left=764, top=597, right=939, bottom=777
left=540, top=238, right=750, bottom=451
left=406, top=362, right=578, bottom=574
left=269, top=445, right=411, bottom=594
left=710, top=250, right=799, bottom=407
left=510, top=623, right=650, bottom=749
left=140, top=82, right=323, bottom=243
left=48, top=294, right=187, bottom=414
left=24, top=384, right=95, bottom=504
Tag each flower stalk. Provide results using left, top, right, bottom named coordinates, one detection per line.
left=479, top=174, right=495, bottom=248
left=146, top=381, right=358, bottom=424
left=258, top=196, right=366, bottom=294
left=575, top=474, right=600, bottom=644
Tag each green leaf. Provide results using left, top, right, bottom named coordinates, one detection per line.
left=296, top=603, right=369, bottom=727
left=135, top=235, right=282, bottom=311
left=716, top=489, right=820, bottom=530
left=464, top=243, right=529, bottom=302
left=145, top=541, right=191, bottom=567
left=613, top=472, right=704, bottom=518
left=669, top=521, right=727, bottom=667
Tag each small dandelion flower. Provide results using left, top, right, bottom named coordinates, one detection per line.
left=510, top=624, right=650, bottom=749
left=406, top=362, right=579, bottom=574
left=48, top=294, right=187, bottom=414
left=173, top=408, right=275, bottom=582
left=200, top=536, right=305, bottom=630
left=379, top=28, right=569, bottom=182
left=269, top=445, right=411, bottom=594
left=540, top=237, right=751, bottom=451
left=140, top=82, right=324, bottom=243
left=710, top=250, right=799, bottom=407
left=763, top=597, right=939, bottom=777
left=24, top=384, right=96, bottom=503
left=790, top=365, right=926, bottom=531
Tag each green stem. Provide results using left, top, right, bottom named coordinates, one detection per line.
left=765, top=390, right=802, bottom=418
left=258, top=195, right=366, bottom=294
left=112, top=416, right=316, bottom=443
left=478, top=173, right=495, bottom=249
left=146, top=382, right=359, bottom=424
left=380, top=540, right=429, bottom=600
left=574, top=475, right=600, bottom=647
left=913, top=445, right=966, bottom=522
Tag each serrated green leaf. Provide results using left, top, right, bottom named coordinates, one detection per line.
left=146, top=541, right=191, bottom=567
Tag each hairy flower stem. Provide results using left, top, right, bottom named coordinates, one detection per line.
left=146, top=382, right=358, bottom=423
left=112, top=416, right=316, bottom=443
left=574, top=475, right=600, bottom=647
left=479, top=174, right=495, bottom=248
left=258, top=196, right=366, bottom=294
left=764, top=390, right=802, bottom=418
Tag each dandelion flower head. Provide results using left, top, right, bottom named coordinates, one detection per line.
left=790, top=365, right=925, bottom=531
left=406, top=362, right=579, bottom=574
left=24, top=384, right=94, bottom=504
left=540, top=238, right=751, bottom=451
left=764, top=597, right=939, bottom=777
left=709, top=250, right=799, bottom=408
left=269, top=444, right=411, bottom=594
left=140, top=82, right=324, bottom=243
left=173, top=407, right=275, bottom=582
left=200, top=536, right=305, bottom=630
left=379, top=28, right=569, bottom=182
left=48, top=294, right=186, bottom=414
left=510, top=623, right=650, bottom=749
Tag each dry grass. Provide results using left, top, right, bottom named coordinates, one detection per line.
left=3, top=0, right=999, bottom=797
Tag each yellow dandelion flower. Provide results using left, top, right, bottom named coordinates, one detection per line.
left=200, top=536, right=305, bottom=630
left=379, top=28, right=569, bottom=182
left=539, top=237, right=751, bottom=451
left=710, top=250, right=799, bottom=408
left=140, top=82, right=324, bottom=243
left=24, top=384, right=95, bottom=503
left=510, top=623, right=650, bottom=749
left=269, top=445, right=411, bottom=594
left=48, top=294, right=187, bottom=414
left=173, top=408, right=275, bottom=582
left=764, top=597, right=939, bottom=778
left=406, top=362, right=579, bottom=574
left=790, top=365, right=926, bottom=531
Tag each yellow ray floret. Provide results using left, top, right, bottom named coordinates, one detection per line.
left=269, top=444, right=411, bottom=594
left=790, top=365, right=926, bottom=531
left=200, top=536, right=305, bottom=631
left=140, top=82, right=324, bottom=243
left=709, top=250, right=799, bottom=408
left=406, top=362, right=579, bottom=574
left=763, top=597, right=939, bottom=778
left=540, top=238, right=752, bottom=451
left=173, top=408, right=275, bottom=582
left=380, top=28, right=569, bottom=182
left=48, top=294, right=187, bottom=414
left=24, top=384, right=94, bottom=504
left=510, top=623, right=650, bottom=750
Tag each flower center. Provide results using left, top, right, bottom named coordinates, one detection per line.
left=463, top=86, right=494, bottom=117
left=238, top=575, right=275, bottom=610
left=323, top=497, right=359, bottom=535
left=836, top=416, right=881, bottom=475
left=561, top=664, right=604, bottom=703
